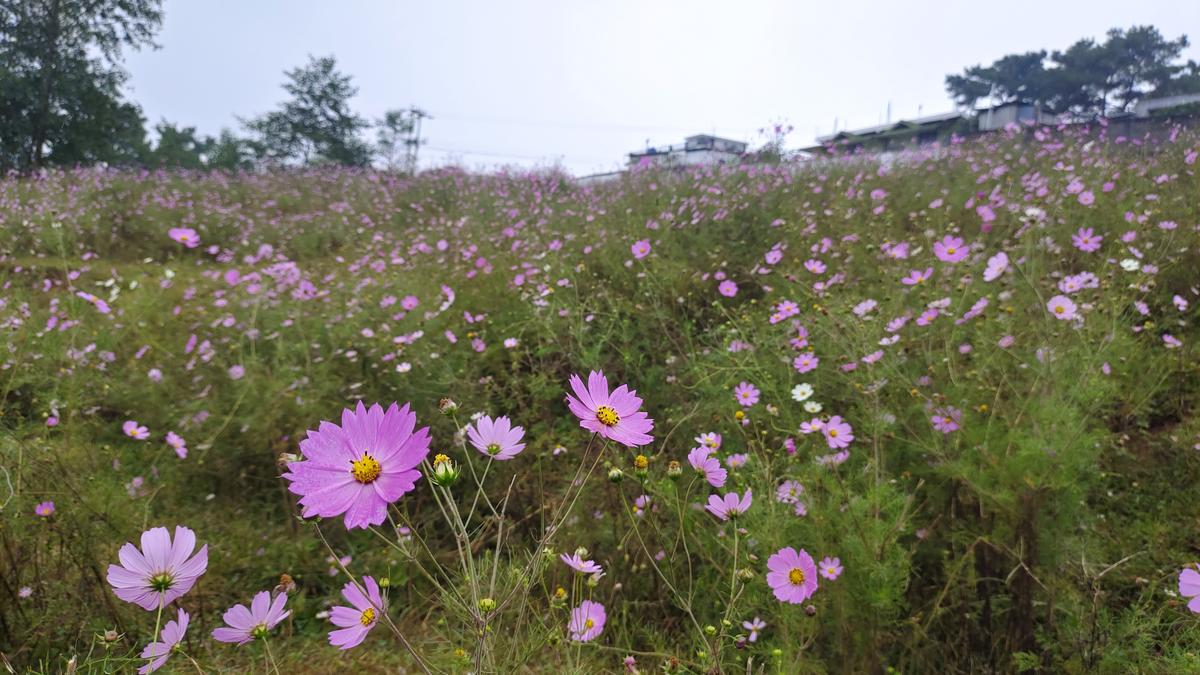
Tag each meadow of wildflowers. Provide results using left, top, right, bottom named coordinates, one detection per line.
left=2, top=122, right=1200, bottom=673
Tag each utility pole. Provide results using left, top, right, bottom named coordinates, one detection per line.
left=404, top=107, right=431, bottom=173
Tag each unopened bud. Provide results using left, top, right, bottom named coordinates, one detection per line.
left=666, top=460, right=682, bottom=479
left=607, top=467, right=624, bottom=483
left=478, top=597, right=496, bottom=612
left=438, top=398, right=458, bottom=413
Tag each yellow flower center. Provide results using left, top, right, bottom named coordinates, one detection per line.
left=596, top=405, right=620, bottom=426
left=1054, top=305, right=1065, bottom=314
left=946, top=247, right=956, bottom=255
left=486, top=443, right=502, bottom=455
left=828, top=429, right=838, bottom=437
left=584, top=618, right=595, bottom=629
left=360, top=607, right=376, bottom=626
left=350, top=453, right=382, bottom=484
left=789, top=568, right=806, bottom=585
left=433, top=453, right=450, bottom=466
left=634, top=455, right=648, bottom=470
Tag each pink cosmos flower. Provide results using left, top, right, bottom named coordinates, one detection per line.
left=212, top=591, right=291, bottom=644
left=822, top=416, right=854, bottom=449
left=766, top=547, right=819, bottom=604
left=705, top=489, right=752, bottom=520
left=718, top=280, right=738, bottom=297
left=1071, top=227, right=1102, bottom=252
left=901, top=268, right=933, bottom=285
left=139, top=609, right=188, bottom=674
left=565, top=371, right=654, bottom=448
left=688, top=446, right=727, bottom=488
left=165, top=432, right=188, bottom=459
left=228, top=365, right=245, bottom=380
left=560, top=552, right=604, bottom=575
left=805, top=259, right=826, bottom=274
left=776, top=480, right=804, bottom=504
left=983, top=252, right=1008, bottom=282
left=725, top=453, right=748, bottom=469
left=742, top=617, right=767, bottom=643
left=283, top=402, right=431, bottom=530
left=107, top=526, right=208, bottom=610
left=631, top=240, right=651, bottom=259
left=694, top=432, right=721, bottom=450
left=933, top=235, right=968, bottom=263
left=931, top=407, right=962, bottom=433
left=123, top=420, right=150, bottom=440
left=168, top=227, right=200, bottom=248
left=764, top=249, right=783, bottom=265
left=401, top=295, right=419, bottom=310
left=35, top=501, right=55, bottom=517
left=1180, top=565, right=1200, bottom=614
left=793, top=354, right=819, bottom=373
left=467, top=415, right=526, bottom=461
left=1163, top=334, right=1182, bottom=349
left=733, top=382, right=760, bottom=407
left=328, top=576, right=383, bottom=650
left=76, top=291, right=111, bottom=314
left=1047, top=295, right=1078, bottom=321
left=819, top=556, right=844, bottom=580
left=569, top=600, right=606, bottom=642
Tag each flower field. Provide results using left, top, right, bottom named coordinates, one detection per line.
left=2, top=123, right=1200, bottom=673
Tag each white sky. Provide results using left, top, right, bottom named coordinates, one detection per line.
left=123, top=0, right=1200, bottom=175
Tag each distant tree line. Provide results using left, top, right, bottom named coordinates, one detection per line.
left=946, top=26, right=1200, bottom=117
left=0, top=0, right=420, bottom=172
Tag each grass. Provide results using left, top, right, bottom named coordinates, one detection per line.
left=1, top=122, right=1199, bottom=673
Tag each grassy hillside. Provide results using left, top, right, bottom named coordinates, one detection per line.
left=2, top=123, right=1199, bottom=674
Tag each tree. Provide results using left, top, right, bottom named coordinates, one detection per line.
left=375, top=109, right=414, bottom=170
left=207, top=129, right=255, bottom=171
left=0, top=0, right=161, bottom=170
left=945, top=51, right=1052, bottom=111
left=1103, top=26, right=1190, bottom=111
left=945, top=25, right=1195, bottom=119
left=145, top=121, right=214, bottom=170
left=245, top=55, right=372, bottom=167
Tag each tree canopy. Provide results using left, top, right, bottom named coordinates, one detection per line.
left=946, top=26, right=1199, bottom=116
left=244, top=55, right=373, bottom=167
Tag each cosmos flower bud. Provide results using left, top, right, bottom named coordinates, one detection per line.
left=607, top=467, right=624, bottom=483
left=704, top=624, right=716, bottom=636
left=633, top=454, right=649, bottom=476
left=737, top=567, right=755, bottom=581
left=666, top=460, right=682, bottom=479
left=379, top=577, right=391, bottom=588
left=804, top=604, right=817, bottom=616
left=431, top=453, right=459, bottom=486
left=478, top=597, right=496, bottom=612
left=438, top=398, right=458, bottom=414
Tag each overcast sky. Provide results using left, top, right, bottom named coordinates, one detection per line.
left=123, top=0, right=1200, bottom=175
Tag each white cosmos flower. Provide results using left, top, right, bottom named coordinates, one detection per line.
left=791, top=383, right=814, bottom=402
left=1120, top=258, right=1140, bottom=272
left=803, top=401, right=823, bottom=414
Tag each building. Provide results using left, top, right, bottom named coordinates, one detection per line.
left=1133, top=93, right=1200, bottom=118
left=804, top=111, right=969, bottom=154
left=976, top=101, right=1057, bottom=130
left=627, top=134, right=747, bottom=168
